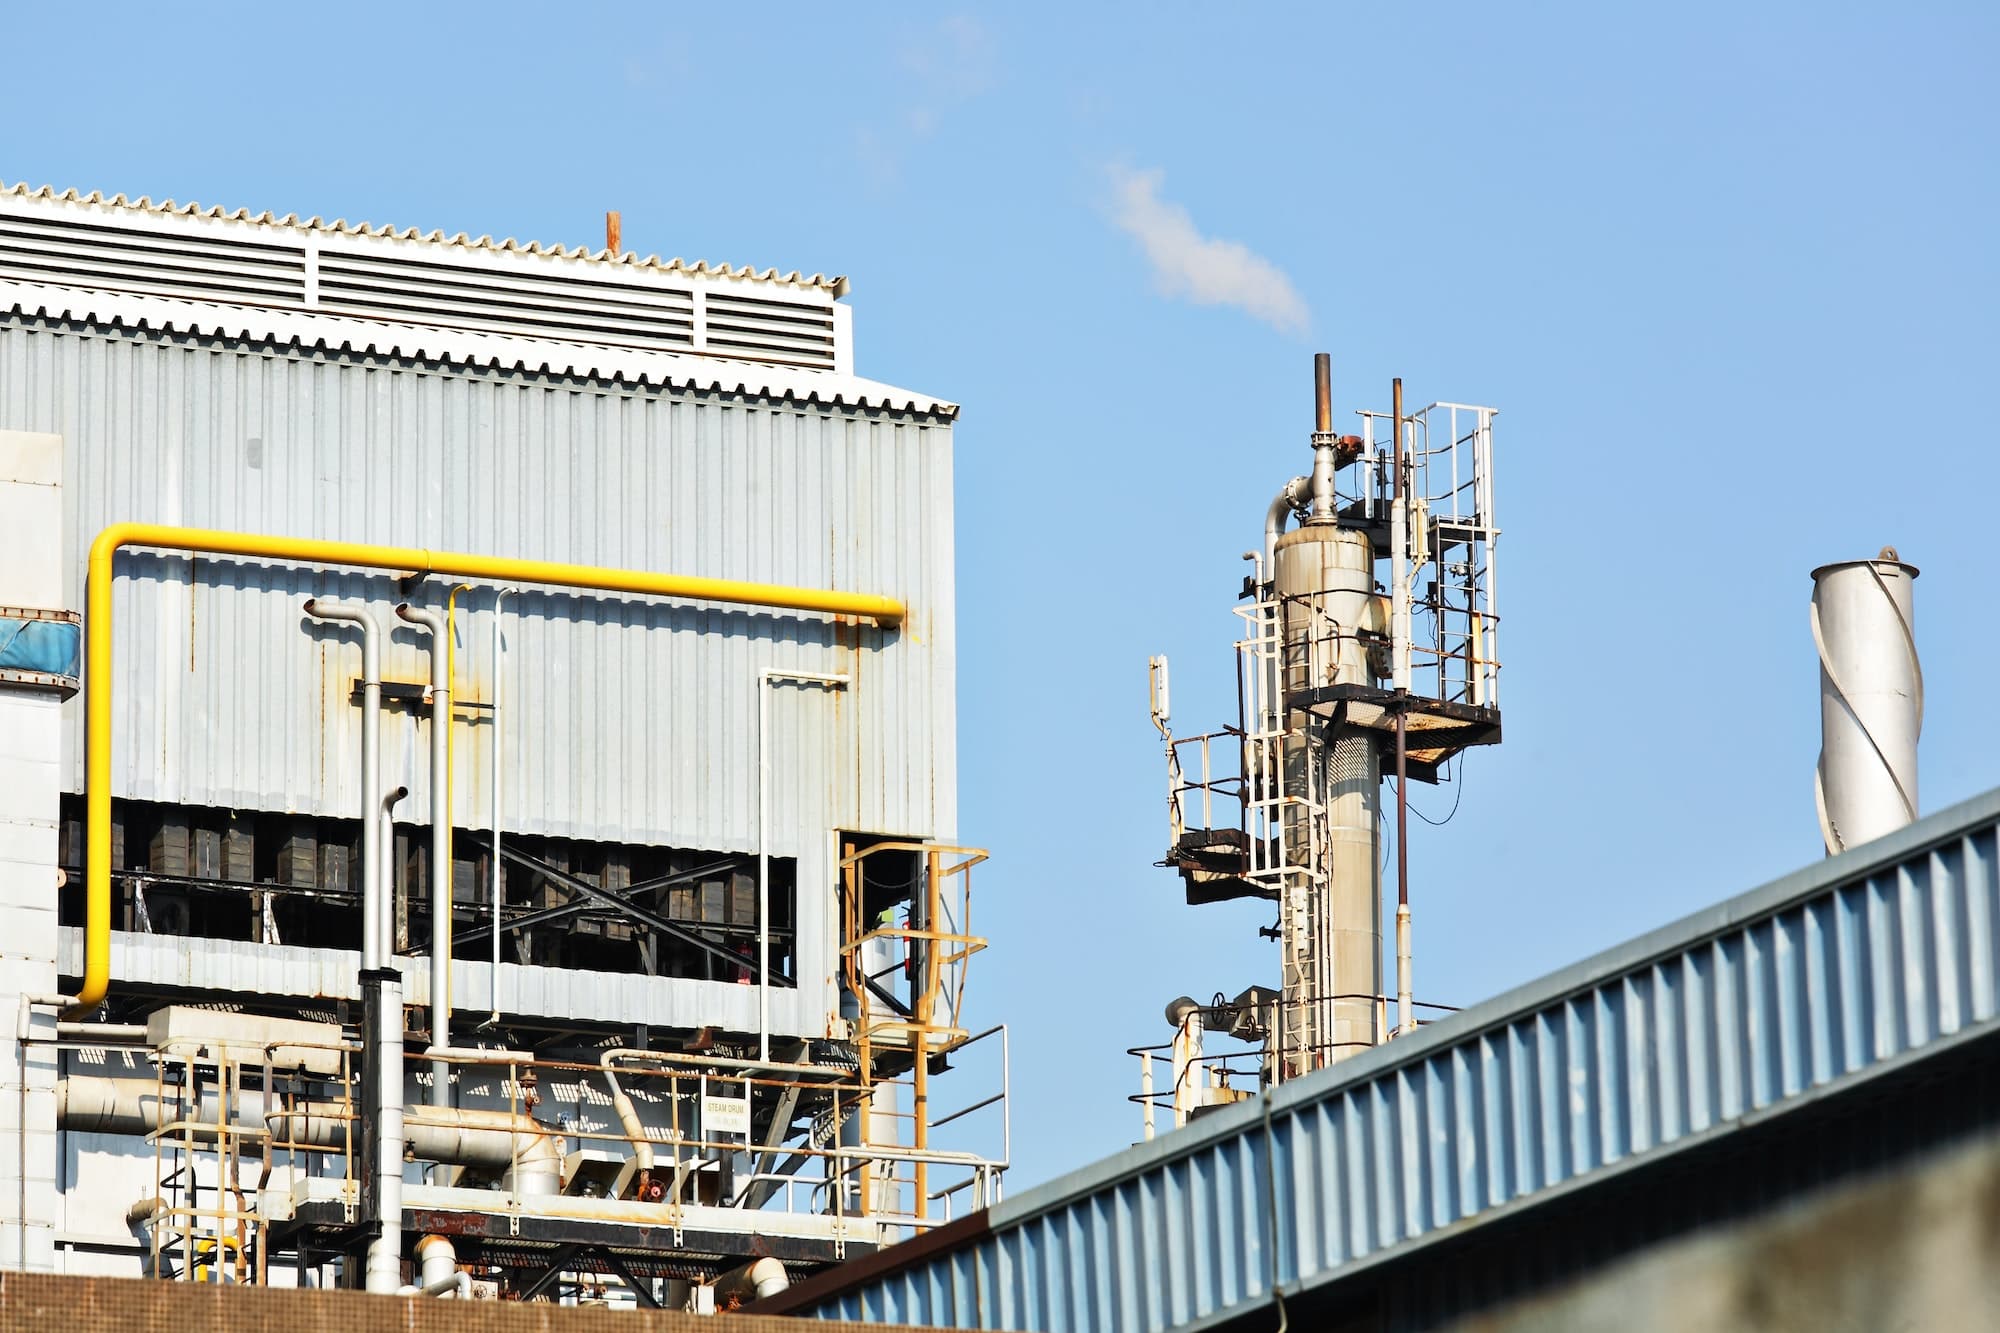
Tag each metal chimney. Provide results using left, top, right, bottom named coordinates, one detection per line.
left=1812, top=548, right=1921, bottom=855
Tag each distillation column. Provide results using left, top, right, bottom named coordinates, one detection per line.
left=1273, top=523, right=1382, bottom=1071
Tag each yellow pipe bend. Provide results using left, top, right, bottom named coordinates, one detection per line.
left=78, top=522, right=904, bottom=1012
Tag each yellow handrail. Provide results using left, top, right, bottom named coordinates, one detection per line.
left=78, top=522, right=905, bottom=1012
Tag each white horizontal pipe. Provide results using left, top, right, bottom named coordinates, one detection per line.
left=715, top=1255, right=791, bottom=1305
left=269, top=1102, right=564, bottom=1191
left=54, top=1022, right=148, bottom=1043
left=58, top=1075, right=563, bottom=1192
left=58, top=1076, right=277, bottom=1135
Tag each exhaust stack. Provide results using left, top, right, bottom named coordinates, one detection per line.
left=1812, top=548, right=1921, bottom=855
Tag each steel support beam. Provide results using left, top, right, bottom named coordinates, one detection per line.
left=477, top=838, right=791, bottom=985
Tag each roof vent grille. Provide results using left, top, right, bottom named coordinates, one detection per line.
left=315, top=248, right=699, bottom=353
left=0, top=199, right=842, bottom=370
left=704, top=291, right=839, bottom=369
left=0, top=209, right=306, bottom=308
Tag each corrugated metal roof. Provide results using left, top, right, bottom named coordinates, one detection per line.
left=0, top=283, right=955, bottom=418
left=2, top=183, right=848, bottom=296
left=774, top=785, right=2000, bottom=1331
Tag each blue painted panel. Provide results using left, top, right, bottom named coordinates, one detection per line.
left=0, top=615, right=79, bottom=677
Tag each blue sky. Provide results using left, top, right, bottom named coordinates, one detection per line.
left=6, top=4, right=1998, bottom=1189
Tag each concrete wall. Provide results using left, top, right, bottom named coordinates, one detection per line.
left=0, top=429, right=67, bottom=1272
left=1441, top=1129, right=2000, bottom=1333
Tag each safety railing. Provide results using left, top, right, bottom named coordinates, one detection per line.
left=149, top=1035, right=358, bottom=1286
left=1351, top=401, right=1502, bottom=710
left=82, top=1018, right=1010, bottom=1293
left=1127, top=996, right=1462, bottom=1138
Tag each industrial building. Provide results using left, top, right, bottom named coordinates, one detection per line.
left=0, top=183, right=1007, bottom=1307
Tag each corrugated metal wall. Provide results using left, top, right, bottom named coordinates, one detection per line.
left=0, top=312, right=957, bottom=860
left=788, top=787, right=2000, bottom=1332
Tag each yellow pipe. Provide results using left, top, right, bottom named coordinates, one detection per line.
left=79, top=522, right=905, bottom=1012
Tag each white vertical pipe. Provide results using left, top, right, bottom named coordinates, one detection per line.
left=756, top=670, right=848, bottom=1062
left=382, top=786, right=406, bottom=963
left=302, top=598, right=403, bottom=1295
left=397, top=605, right=453, bottom=1107
left=489, top=590, right=511, bottom=1022
left=758, top=676, right=771, bottom=1063
left=304, top=601, right=382, bottom=969
left=1169, top=1010, right=1203, bottom=1128
left=415, top=1234, right=457, bottom=1289
left=368, top=967, right=405, bottom=1295
left=1812, top=552, right=1921, bottom=854
left=1395, top=905, right=1413, bottom=1036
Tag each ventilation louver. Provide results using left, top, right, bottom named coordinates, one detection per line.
left=705, top=291, right=838, bottom=367
left=0, top=208, right=306, bottom=307
left=314, top=248, right=697, bottom=353
left=0, top=201, right=840, bottom=370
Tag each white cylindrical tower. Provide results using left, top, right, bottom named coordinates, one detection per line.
left=1273, top=524, right=1382, bottom=1070
left=1812, top=549, right=1921, bottom=856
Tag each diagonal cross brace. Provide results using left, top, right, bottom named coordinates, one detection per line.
left=470, top=836, right=792, bottom=986
left=451, top=855, right=741, bottom=950
left=593, top=1245, right=662, bottom=1308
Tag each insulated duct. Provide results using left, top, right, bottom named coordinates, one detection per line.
left=1812, top=550, right=1921, bottom=855
left=600, top=1063, right=656, bottom=1191
left=716, top=1256, right=791, bottom=1306
left=1262, top=475, right=1313, bottom=579
left=268, top=1102, right=564, bottom=1197
left=58, top=1076, right=563, bottom=1196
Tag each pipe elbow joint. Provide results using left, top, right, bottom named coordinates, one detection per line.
left=1262, top=475, right=1314, bottom=577
left=395, top=601, right=445, bottom=631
